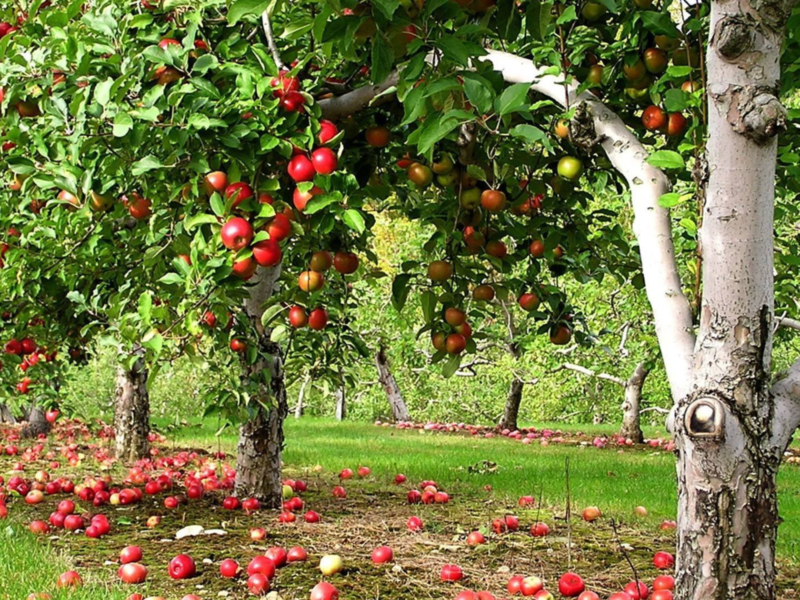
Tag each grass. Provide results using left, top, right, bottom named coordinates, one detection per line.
left=163, top=417, right=800, bottom=563
left=0, top=525, right=127, bottom=600
left=3, top=417, right=800, bottom=599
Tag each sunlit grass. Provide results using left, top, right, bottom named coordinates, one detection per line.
left=160, top=416, right=800, bottom=563
left=0, top=526, right=128, bottom=600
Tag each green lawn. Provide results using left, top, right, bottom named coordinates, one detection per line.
left=4, top=417, right=800, bottom=600
left=164, top=417, right=800, bottom=563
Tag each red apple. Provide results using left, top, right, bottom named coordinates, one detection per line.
left=247, top=556, right=276, bottom=579
left=168, top=554, right=196, bottom=580
left=310, top=582, right=339, bottom=600
left=120, top=546, right=143, bottom=564
left=624, top=581, right=649, bottom=600
left=288, top=155, right=316, bottom=182
left=221, top=217, right=254, bottom=251
left=653, top=576, right=674, bottom=591
left=219, top=559, right=239, bottom=578
left=371, top=546, right=393, bottom=564
left=653, top=551, right=674, bottom=570
left=288, top=546, right=308, bottom=562
left=252, top=239, right=281, bottom=267
left=311, top=147, right=338, bottom=175
left=440, top=564, right=463, bottom=582
left=558, top=573, right=585, bottom=597
left=118, top=563, right=147, bottom=584
left=247, top=573, right=270, bottom=595
left=407, top=516, right=423, bottom=531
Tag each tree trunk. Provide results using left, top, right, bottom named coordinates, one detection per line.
left=21, top=405, right=51, bottom=438
left=619, top=362, right=648, bottom=443
left=0, top=404, right=17, bottom=424
left=670, top=0, right=791, bottom=596
left=294, top=372, right=311, bottom=419
left=498, top=376, right=524, bottom=431
left=334, top=381, right=346, bottom=421
left=234, top=265, right=287, bottom=507
left=113, top=358, right=150, bottom=462
left=376, top=344, right=410, bottom=422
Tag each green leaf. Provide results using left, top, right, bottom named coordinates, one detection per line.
left=437, top=35, right=470, bottom=65
left=526, top=0, right=551, bottom=41
left=271, top=324, right=288, bottom=343
left=371, top=34, right=394, bottom=88
left=142, top=333, right=163, bottom=358
left=658, top=192, right=682, bottom=208
left=639, top=11, right=681, bottom=37
left=185, top=213, right=219, bottom=230
left=210, top=194, right=225, bottom=217
left=462, top=73, right=495, bottom=114
left=555, top=5, right=577, bottom=24
left=131, top=156, right=164, bottom=176
left=94, top=78, right=114, bottom=106
left=494, top=82, right=531, bottom=115
left=112, top=112, right=133, bottom=137
left=192, top=53, right=219, bottom=75
left=261, top=304, right=285, bottom=327
left=663, top=88, right=688, bottom=112
left=510, top=124, right=547, bottom=145
left=496, top=0, right=522, bottom=41
left=372, top=0, right=400, bottom=20
left=391, top=274, right=413, bottom=312
left=646, top=150, right=685, bottom=170
left=138, top=293, right=152, bottom=325
left=305, top=193, right=341, bottom=214
left=228, top=0, right=269, bottom=24
left=442, top=354, right=462, bottom=378
left=159, top=273, right=185, bottom=285
left=341, top=209, right=366, bottom=233
left=420, top=291, right=437, bottom=323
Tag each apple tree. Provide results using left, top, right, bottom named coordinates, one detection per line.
left=0, top=0, right=377, bottom=505
left=277, top=0, right=799, bottom=597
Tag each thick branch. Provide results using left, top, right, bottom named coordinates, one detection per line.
left=318, top=72, right=400, bottom=121
left=261, top=11, right=283, bottom=70
left=771, top=358, right=800, bottom=450
left=479, top=50, right=695, bottom=403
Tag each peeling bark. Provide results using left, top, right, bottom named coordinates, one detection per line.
left=499, top=377, right=525, bottom=431
left=113, top=358, right=150, bottom=462
left=619, top=363, right=649, bottom=443
left=376, top=345, right=410, bottom=422
left=234, top=264, right=287, bottom=507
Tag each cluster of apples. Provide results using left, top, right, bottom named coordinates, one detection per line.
left=405, top=479, right=451, bottom=505
left=290, top=247, right=360, bottom=332
left=2, top=335, right=58, bottom=394
left=622, top=38, right=696, bottom=137
left=430, top=305, right=472, bottom=356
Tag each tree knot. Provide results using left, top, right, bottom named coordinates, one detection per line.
left=569, top=101, right=606, bottom=150
left=719, top=86, right=787, bottom=145
left=714, top=16, right=757, bottom=60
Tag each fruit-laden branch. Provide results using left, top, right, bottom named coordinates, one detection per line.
left=771, top=358, right=800, bottom=450
left=479, top=50, right=695, bottom=403
left=318, top=72, right=400, bottom=121
left=321, top=51, right=695, bottom=400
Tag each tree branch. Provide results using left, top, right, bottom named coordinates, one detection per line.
left=261, top=11, right=283, bottom=70
left=778, top=317, right=800, bottom=331
left=318, top=72, right=400, bottom=121
left=478, top=50, right=695, bottom=403
left=771, top=358, right=800, bottom=450
left=554, top=363, right=626, bottom=387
